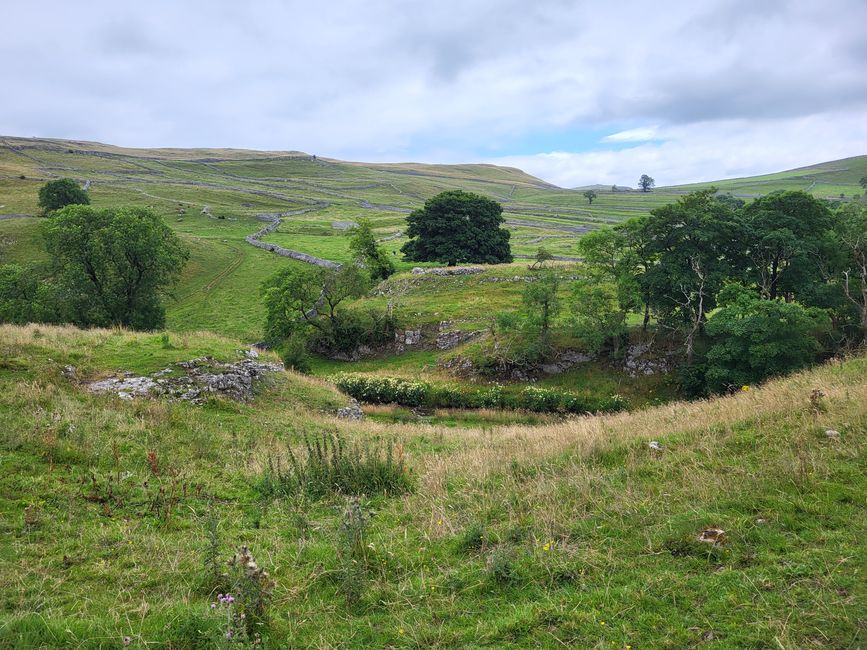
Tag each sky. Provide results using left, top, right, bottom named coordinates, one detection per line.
left=2, top=0, right=866, bottom=187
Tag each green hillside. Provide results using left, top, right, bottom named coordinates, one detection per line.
left=3, top=137, right=862, bottom=343
left=0, top=323, right=864, bottom=647
left=668, top=155, right=867, bottom=198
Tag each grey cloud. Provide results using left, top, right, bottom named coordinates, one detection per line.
left=0, top=0, right=864, bottom=184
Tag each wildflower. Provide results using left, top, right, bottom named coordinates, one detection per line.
left=600, top=621, right=606, bottom=625
left=437, top=520, right=443, bottom=526
left=542, top=542, right=551, bottom=551
left=741, top=385, right=750, bottom=391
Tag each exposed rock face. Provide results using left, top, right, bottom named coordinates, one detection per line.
left=540, top=350, right=596, bottom=375
left=85, top=355, right=283, bottom=404
left=623, top=341, right=671, bottom=377
left=397, top=329, right=422, bottom=346
left=435, top=321, right=485, bottom=350
left=336, top=399, right=364, bottom=420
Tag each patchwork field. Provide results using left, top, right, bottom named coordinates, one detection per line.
left=4, top=137, right=864, bottom=344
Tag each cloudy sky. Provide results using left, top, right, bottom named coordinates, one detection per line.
left=3, top=0, right=866, bottom=187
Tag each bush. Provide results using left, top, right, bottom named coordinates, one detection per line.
left=332, top=373, right=627, bottom=414
left=256, top=432, right=414, bottom=500
left=278, top=333, right=311, bottom=373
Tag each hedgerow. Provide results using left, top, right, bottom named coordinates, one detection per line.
left=332, top=373, right=626, bottom=414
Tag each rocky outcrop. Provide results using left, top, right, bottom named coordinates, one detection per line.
left=85, top=355, right=283, bottom=404
left=336, top=399, right=364, bottom=420
left=540, top=350, right=596, bottom=375
left=435, top=321, right=485, bottom=350
left=623, top=341, right=671, bottom=377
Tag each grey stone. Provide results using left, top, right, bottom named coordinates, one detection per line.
left=336, top=399, right=364, bottom=420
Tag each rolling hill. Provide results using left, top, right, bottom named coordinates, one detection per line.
left=1, top=137, right=864, bottom=341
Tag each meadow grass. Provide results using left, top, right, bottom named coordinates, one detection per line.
left=0, top=323, right=864, bottom=648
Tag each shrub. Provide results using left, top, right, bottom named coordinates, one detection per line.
left=332, top=373, right=628, bottom=414
left=278, top=333, right=311, bottom=374
left=256, top=432, right=414, bottom=500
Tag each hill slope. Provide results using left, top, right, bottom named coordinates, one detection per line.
left=0, top=323, right=864, bottom=647
left=1, top=137, right=864, bottom=340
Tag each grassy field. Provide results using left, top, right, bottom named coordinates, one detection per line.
left=0, top=323, right=864, bottom=647
left=4, top=136, right=864, bottom=343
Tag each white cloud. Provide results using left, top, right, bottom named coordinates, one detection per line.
left=491, top=112, right=867, bottom=188
left=602, top=127, right=659, bottom=143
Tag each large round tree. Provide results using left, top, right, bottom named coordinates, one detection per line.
left=401, top=190, right=512, bottom=265
left=42, top=205, right=189, bottom=330
left=38, top=178, right=90, bottom=213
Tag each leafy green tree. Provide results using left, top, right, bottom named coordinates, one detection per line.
left=401, top=190, right=511, bottom=265
left=859, top=175, right=867, bottom=191
left=570, top=280, right=626, bottom=353
left=38, top=178, right=90, bottom=213
left=632, top=188, right=743, bottom=363
left=739, top=191, right=833, bottom=300
left=577, top=227, right=641, bottom=311
left=583, top=189, right=597, bottom=204
left=638, top=174, right=655, bottom=192
left=349, top=219, right=395, bottom=281
left=530, top=247, right=553, bottom=269
left=42, top=206, right=188, bottom=329
left=522, top=269, right=560, bottom=338
left=0, top=264, right=52, bottom=324
left=826, top=204, right=867, bottom=340
left=704, top=284, right=831, bottom=393
left=262, top=264, right=371, bottom=354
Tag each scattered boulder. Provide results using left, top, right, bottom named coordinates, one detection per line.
left=648, top=441, right=664, bottom=451
left=336, top=399, right=364, bottom=420
left=825, top=429, right=840, bottom=440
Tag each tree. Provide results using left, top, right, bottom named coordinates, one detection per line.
left=632, top=188, right=743, bottom=363
left=704, top=284, right=830, bottom=393
left=0, top=264, right=52, bottom=324
left=859, top=175, right=867, bottom=191
left=41, top=206, right=188, bottom=330
left=570, top=280, right=626, bottom=353
left=522, top=269, right=560, bottom=338
left=827, top=204, right=867, bottom=340
left=530, top=247, right=553, bottom=270
left=261, top=264, right=373, bottom=355
left=583, top=189, right=597, bottom=205
left=638, top=174, right=655, bottom=192
left=739, top=191, right=833, bottom=300
left=349, top=218, right=394, bottom=281
left=401, top=190, right=511, bottom=265
left=38, top=178, right=90, bottom=213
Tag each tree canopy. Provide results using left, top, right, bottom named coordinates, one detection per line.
left=42, top=205, right=189, bottom=330
left=38, top=178, right=90, bottom=212
left=638, top=174, right=655, bottom=192
left=401, top=190, right=511, bottom=265
left=583, top=189, right=597, bottom=204
left=349, top=218, right=394, bottom=281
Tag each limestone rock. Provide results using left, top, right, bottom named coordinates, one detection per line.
left=336, top=399, right=364, bottom=420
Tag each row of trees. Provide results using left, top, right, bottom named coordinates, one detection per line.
left=573, top=188, right=865, bottom=393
